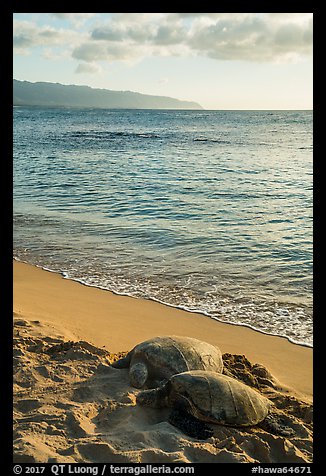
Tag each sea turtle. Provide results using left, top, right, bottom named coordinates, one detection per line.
left=111, top=336, right=223, bottom=389
left=136, top=370, right=294, bottom=440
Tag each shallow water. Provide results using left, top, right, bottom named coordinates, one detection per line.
left=13, top=108, right=313, bottom=346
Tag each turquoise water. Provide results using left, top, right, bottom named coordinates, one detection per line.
left=13, top=108, right=313, bottom=346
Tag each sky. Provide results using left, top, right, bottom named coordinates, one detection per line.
left=13, top=13, right=313, bottom=110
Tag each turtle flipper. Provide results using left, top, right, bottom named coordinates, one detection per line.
left=168, top=408, right=214, bottom=440
left=259, top=413, right=295, bottom=437
left=111, top=351, right=132, bottom=369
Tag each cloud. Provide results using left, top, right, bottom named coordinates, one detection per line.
left=50, top=13, right=95, bottom=26
left=75, top=62, right=102, bottom=74
left=72, top=42, right=108, bottom=62
left=91, top=20, right=186, bottom=46
left=91, top=22, right=154, bottom=43
left=187, top=14, right=313, bottom=62
left=51, top=13, right=94, bottom=20
left=14, top=13, right=313, bottom=66
left=153, top=24, right=187, bottom=45
left=86, top=13, right=313, bottom=63
left=13, top=20, right=82, bottom=50
left=91, top=25, right=125, bottom=42
left=72, top=42, right=137, bottom=62
left=42, top=48, right=70, bottom=61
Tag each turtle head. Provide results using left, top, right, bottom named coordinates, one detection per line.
left=136, top=385, right=169, bottom=408
left=136, top=389, right=157, bottom=407
left=130, top=362, right=148, bottom=388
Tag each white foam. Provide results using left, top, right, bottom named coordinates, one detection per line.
left=16, top=257, right=312, bottom=348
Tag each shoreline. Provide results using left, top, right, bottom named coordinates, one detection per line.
left=13, top=257, right=312, bottom=350
left=13, top=260, right=313, bottom=399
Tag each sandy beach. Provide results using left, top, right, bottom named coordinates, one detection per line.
left=13, top=260, right=313, bottom=463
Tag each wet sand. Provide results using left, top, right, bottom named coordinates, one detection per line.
left=13, top=260, right=312, bottom=398
left=13, top=260, right=313, bottom=463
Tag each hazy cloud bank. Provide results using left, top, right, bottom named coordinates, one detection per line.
left=14, top=13, right=313, bottom=66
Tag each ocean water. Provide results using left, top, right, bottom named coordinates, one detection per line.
left=13, top=107, right=313, bottom=347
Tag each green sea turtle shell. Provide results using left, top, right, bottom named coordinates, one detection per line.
left=112, top=336, right=224, bottom=388
left=166, top=370, right=272, bottom=426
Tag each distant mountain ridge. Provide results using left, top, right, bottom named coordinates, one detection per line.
left=13, top=80, right=203, bottom=110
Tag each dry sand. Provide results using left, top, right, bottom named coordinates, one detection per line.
left=13, top=260, right=313, bottom=463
